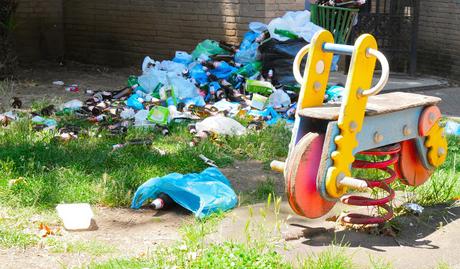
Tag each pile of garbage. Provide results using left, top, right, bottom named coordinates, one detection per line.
left=2, top=10, right=347, bottom=145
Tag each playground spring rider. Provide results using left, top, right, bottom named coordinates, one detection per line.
left=271, top=30, right=448, bottom=225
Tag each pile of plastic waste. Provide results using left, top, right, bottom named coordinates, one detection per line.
left=4, top=10, right=346, bottom=145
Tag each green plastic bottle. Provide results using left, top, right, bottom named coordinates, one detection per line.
left=127, top=75, right=138, bottom=87
left=235, top=61, right=262, bottom=78
left=274, top=29, right=299, bottom=39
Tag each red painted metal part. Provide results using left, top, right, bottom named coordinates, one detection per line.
left=340, top=144, right=401, bottom=225
left=396, top=139, right=433, bottom=186
left=286, top=133, right=336, bottom=218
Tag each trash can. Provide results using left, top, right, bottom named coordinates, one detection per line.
left=310, top=4, right=359, bottom=44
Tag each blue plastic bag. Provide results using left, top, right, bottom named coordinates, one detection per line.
left=249, top=106, right=281, bottom=125
left=173, top=51, right=193, bottom=66
left=127, top=94, right=145, bottom=110
left=209, top=61, right=237, bottom=80
left=239, top=31, right=258, bottom=51
left=235, top=42, right=259, bottom=65
left=235, top=31, right=260, bottom=64
left=190, top=64, right=209, bottom=85
left=131, top=168, right=238, bottom=218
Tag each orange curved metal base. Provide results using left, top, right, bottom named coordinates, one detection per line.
left=396, top=139, right=433, bottom=186
left=286, top=133, right=335, bottom=218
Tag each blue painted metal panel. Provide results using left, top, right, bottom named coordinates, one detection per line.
left=354, top=107, right=422, bottom=153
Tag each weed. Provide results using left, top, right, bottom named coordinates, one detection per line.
left=405, top=135, right=460, bottom=206
left=435, top=261, right=451, bottom=269
left=369, top=256, right=393, bottom=269
left=0, top=228, right=38, bottom=249
left=299, top=246, right=354, bottom=269
left=50, top=240, right=118, bottom=256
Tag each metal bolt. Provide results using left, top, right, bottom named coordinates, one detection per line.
left=403, top=125, right=412, bottom=136
left=438, top=147, right=446, bottom=157
left=356, top=88, right=364, bottom=98
left=316, top=60, right=325, bottom=74
left=349, top=121, right=358, bottom=132
left=374, top=132, right=384, bottom=143
left=313, top=81, right=321, bottom=91
left=429, top=112, right=436, bottom=123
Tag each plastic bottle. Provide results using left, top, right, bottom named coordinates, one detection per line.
left=235, top=61, right=262, bottom=78
left=274, top=28, right=299, bottom=39
left=218, top=41, right=238, bottom=53
left=151, top=193, right=175, bottom=209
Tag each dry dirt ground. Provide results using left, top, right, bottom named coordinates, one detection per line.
left=1, top=62, right=460, bottom=268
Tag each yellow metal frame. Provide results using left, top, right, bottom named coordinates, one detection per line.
left=325, top=34, right=378, bottom=198
left=296, top=30, right=334, bottom=110
left=295, top=31, right=379, bottom=198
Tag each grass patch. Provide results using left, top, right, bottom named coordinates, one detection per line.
left=0, top=228, right=38, bottom=249
left=50, top=239, right=117, bottom=256
left=299, top=246, right=354, bottom=269
left=405, top=135, right=460, bottom=206
left=0, top=119, right=289, bottom=209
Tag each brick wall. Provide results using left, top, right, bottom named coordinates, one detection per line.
left=61, top=0, right=304, bottom=66
left=417, top=0, right=460, bottom=79
left=14, top=0, right=64, bottom=61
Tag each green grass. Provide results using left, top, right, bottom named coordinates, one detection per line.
left=0, top=118, right=290, bottom=209
left=0, top=228, right=38, bottom=249
left=404, top=135, right=460, bottom=206
left=299, top=246, right=354, bottom=269
left=49, top=239, right=118, bottom=256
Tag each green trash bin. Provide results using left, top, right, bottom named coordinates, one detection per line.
left=310, top=4, right=359, bottom=44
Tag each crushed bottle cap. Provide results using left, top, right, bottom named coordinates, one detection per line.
left=403, top=203, right=424, bottom=215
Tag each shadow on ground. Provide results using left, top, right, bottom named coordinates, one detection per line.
left=297, top=204, right=459, bottom=252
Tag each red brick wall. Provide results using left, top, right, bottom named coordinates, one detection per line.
left=417, top=0, right=460, bottom=79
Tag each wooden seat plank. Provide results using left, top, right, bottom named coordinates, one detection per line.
left=298, top=92, right=441, bottom=120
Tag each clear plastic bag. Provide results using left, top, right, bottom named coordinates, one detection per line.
left=267, top=10, right=322, bottom=42
left=268, top=89, right=291, bottom=108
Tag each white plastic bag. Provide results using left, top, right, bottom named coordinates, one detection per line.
left=134, top=109, right=155, bottom=127
left=249, top=22, right=268, bottom=33
left=268, top=89, right=291, bottom=108
left=120, top=108, right=135, bottom=119
left=60, top=99, right=83, bottom=110
left=196, top=116, right=246, bottom=136
left=142, top=56, right=159, bottom=74
left=267, top=10, right=322, bottom=42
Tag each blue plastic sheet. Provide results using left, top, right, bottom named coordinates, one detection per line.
left=249, top=106, right=281, bottom=125
left=190, top=64, right=209, bottom=85
left=235, top=31, right=260, bottom=65
left=209, top=61, right=237, bottom=80
left=127, top=94, right=144, bottom=110
left=131, top=168, right=238, bottom=218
